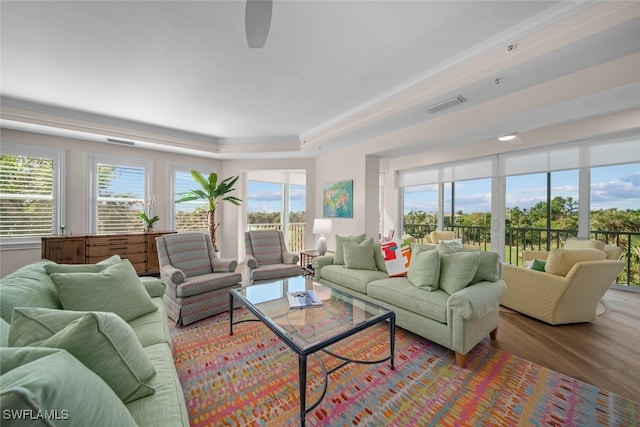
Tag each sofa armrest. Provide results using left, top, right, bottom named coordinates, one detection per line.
left=141, top=278, right=166, bottom=298
left=161, top=265, right=185, bottom=285
left=212, top=258, right=238, bottom=272
left=283, top=252, right=299, bottom=265
left=311, top=255, right=334, bottom=270
left=447, top=280, right=507, bottom=320
left=245, top=255, right=258, bottom=269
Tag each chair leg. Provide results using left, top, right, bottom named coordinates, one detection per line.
left=455, top=352, right=468, bottom=368
left=490, top=327, right=498, bottom=340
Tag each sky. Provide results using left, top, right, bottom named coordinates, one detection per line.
left=403, top=162, right=640, bottom=214
left=246, top=163, right=639, bottom=215
left=247, top=181, right=306, bottom=213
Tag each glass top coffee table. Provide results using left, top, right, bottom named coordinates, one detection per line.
left=229, top=275, right=395, bottom=427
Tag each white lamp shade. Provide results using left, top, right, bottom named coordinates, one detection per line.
left=312, top=218, right=332, bottom=234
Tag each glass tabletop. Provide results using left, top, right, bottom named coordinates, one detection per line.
left=231, top=276, right=392, bottom=354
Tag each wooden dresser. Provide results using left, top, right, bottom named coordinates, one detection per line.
left=41, top=231, right=175, bottom=275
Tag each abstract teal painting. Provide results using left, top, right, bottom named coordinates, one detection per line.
left=323, top=180, right=353, bottom=218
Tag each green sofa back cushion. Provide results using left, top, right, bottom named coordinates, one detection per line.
left=9, top=307, right=156, bottom=403
left=407, top=248, right=440, bottom=291
left=0, top=261, right=61, bottom=323
left=343, top=238, right=377, bottom=270
left=439, top=252, right=480, bottom=295
left=0, top=347, right=138, bottom=426
left=333, top=234, right=366, bottom=265
left=49, top=259, right=157, bottom=322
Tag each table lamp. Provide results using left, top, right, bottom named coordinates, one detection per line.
left=313, top=218, right=332, bottom=255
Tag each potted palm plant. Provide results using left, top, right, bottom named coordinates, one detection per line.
left=175, top=171, right=242, bottom=253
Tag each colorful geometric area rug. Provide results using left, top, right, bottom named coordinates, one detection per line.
left=169, top=309, right=639, bottom=426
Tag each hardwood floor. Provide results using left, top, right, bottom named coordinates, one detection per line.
left=487, top=288, right=640, bottom=403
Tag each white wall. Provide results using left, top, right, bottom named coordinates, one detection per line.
left=0, top=128, right=223, bottom=276
left=313, top=146, right=381, bottom=252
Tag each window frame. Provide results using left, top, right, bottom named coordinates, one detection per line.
left=168, top=164, right=212, bottom=232
left=87, top=153, right=152, bottom=234
left=0, top=143, right=65, bottom=250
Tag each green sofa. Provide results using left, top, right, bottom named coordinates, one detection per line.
left=313, top=237, right=507, bottom=367
left=0, top=257, right=189, bottom=427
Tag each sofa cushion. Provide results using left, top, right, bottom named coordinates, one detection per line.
left=128, top=298, right=172, bottom=348
left=127, top=343, right=190, bottom=427
left=320, top=264, right=387, bottom=294
left=604, top=244, right=623, bottom=260
left=430, top=231, right=456, bottom=244
left=374, top=242, right=388, bottom=273
left=469, top=251, right=502, bottom=284
left=544, top=248, right=606, bottom=276
left=9, top=308, right=156, bottom=403
left=439, top=252, right=480, bottom=295
left=43, top=254, right=121, bottom=274
left=343, top=238, right=377, bottom=270
left=564, top=237, right=606, bottom=251
left=333, top=233, right=366, bottom=265
left=367, top=278, right=449, bottom=324
left=0, top=260, right=61, bottom=323
left=0, top=347, right=138, bottom=427
left=49, top=259, right=158, bottom=322
left=407, top=248, right=440, bottom=291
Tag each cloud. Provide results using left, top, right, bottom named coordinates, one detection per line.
left=591, top=172, right=640, bottom=204
left=247, top=190, right=281, bottom=202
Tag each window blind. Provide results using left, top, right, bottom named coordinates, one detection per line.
left=0, top=154, right=54, bottom=237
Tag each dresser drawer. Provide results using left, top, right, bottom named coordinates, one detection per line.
left=87, top=235, right=146, bottom=246
left=87, top=242, right=146, bottom=257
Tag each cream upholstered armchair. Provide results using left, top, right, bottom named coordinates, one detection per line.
left=244, top=230, right=301, bottom=283
left=521, top=237, right=623, bottom=267
left=501, top=247, right=625, bottom=325
left=156, top=232, right=242, bottom=326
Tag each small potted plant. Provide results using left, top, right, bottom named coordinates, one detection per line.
left=139, top=195, right=159, bottom=232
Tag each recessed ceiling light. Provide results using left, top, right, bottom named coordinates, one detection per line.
left=498, top=133, right=517, bottom=142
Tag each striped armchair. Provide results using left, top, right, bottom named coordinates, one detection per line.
left=156, top=232, right=242, bottom=326
left=244, top=230, right=301, bottom=283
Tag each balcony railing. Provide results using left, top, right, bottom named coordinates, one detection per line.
left=247, top=223, right=306, bottom=253
left=404, top=223, right=639, bottom=287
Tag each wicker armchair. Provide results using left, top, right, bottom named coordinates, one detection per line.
left=244, top=230, right=301, bottom=283
left=156, top=232, right=242, bottom=326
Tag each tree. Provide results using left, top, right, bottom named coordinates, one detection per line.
left=175, top=171, right=242, bottom=252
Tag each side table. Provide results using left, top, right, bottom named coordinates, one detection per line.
left=299, top=250, right=332, bottom=278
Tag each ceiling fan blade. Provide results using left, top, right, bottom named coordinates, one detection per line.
left=245, top=0, right=272, bottom=49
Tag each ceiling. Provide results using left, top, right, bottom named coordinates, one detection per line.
left=1, top=1, right=639, bottom=160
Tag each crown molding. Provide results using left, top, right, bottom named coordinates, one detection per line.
left=299, top=1, right=599, bottom=148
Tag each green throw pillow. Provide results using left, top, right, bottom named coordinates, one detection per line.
left=439, top=252, right=480, bottom=295
left=9, top=308, right=156, bottom=403
left=436, top=240, right=458, bottom=255
left=49, top=259, right=157, bottom=322
left=0, top=347, right=138, bottom=426
left=333, top=234, right=366, bottom=265
left=343, top=238, right=377, bottom=270
left=407, top=248, right=440, bottom=291
left=0, top=318, right=9, bottom=348
left=528, top=258, right=547, bottom=272
left=44, top=254, right=122, bottom=274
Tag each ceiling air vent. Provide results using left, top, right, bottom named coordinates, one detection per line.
left=423, top=95, right=467, bottom=114
left=106, top=138, right=135, bottom=146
